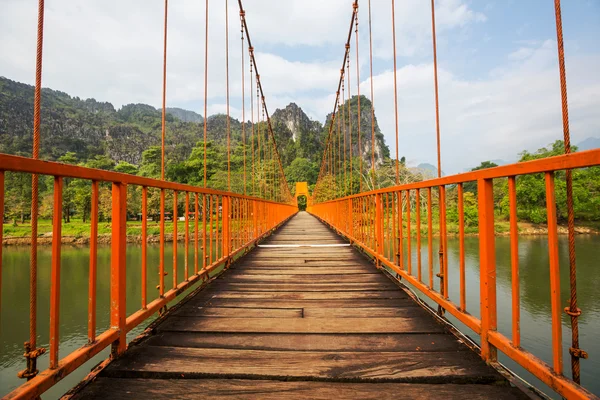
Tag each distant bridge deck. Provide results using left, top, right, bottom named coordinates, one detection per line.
left=71, top=212, right=528, bottom=399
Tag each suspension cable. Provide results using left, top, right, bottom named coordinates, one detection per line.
left=430, top=0, right=446, bottom=300
left=22, top=0, right=46, bottom=382
left=203, top=0, right=209, bottom=187
left=225, top=0, right=231, bottom=191
left=314, top=3, right=356, bottom=200
left=347, top=44, right=353, bottom=194
left=553, top=0, right=587, bottom=384
left=354, top=2, right=362, bottom=193
left=431, top=0, right=442, bottom=178
left=161, top=0, right=168, bottom=181
left=249, top=46, right=255, bottom=196
left=368, top=0, right=376, bottom=185
left=239, top=0, right=292, bottom=200
left=256, top=73, right=261, bottom=198
left=391, top=0, right=399, bottom=185
left=342, top=78, right=347, bottom=195
left=240, top=10, right=247, bottom=195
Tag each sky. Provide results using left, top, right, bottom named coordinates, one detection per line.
left=1, top=0, right=599, bottom=174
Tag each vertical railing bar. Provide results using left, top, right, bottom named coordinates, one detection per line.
left=185, top=192, right=189, bottom=280
left=89, top=181, right=99, bottom=341
left=0, top=172, right=3, bottom=314
left=477, top=177, right=497, bottom=362
left=194, top=193, right=199, bottom=275
left=159, top=189, right=165, bottom=296
left=209, top=195, right=214, bottom=266
left=173, top=191, right=178, bottom=289
left=202, top=194, right=207, bottom=270
left=110, top=182, right=127, bottom=356
left=545, top=172, right=563, bottom=375
left=416, top=188, right=422, bottom=282
left=219, top=196, right=223, bottom=259
left=440, top=185, right=448, bottom=298
left=386, top=193, right=391, bottom=261
left=49, top=176, right=63, bottom=369
left=398, top=190, right=404, bottom=270
left=508, top=176, right=520, bottom=347
left=406, top=190, right=412, bottom=275
left=428, top=187, right=433, bottom=289
left=140, top=187, right=147, bottom=308
left=458, top=183, right=465, bottom=311
left=392, top=191, right=397, bottom=264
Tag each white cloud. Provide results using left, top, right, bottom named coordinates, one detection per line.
left=2, top=0, right=598, bottom=174
left=354, top=42, right=600, bottom=174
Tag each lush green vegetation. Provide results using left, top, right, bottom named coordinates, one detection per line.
left=1, top=76, right=598, bottom=239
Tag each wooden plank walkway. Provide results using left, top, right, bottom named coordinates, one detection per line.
left=72, top=212, right=528, bottom=399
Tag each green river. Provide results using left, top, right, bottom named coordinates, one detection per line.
left=1, top=235, right=599, bottom=398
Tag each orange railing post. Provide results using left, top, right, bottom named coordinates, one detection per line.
left=222, top=196, right=231, bottom=262
left=477, top=177, right=497, bottom=363
left=545, top=172, right=563, bottom=374
left=110, top=182, right=127, bottom=356
left=375, top=193, right=383, bottom=261
left=49, top=176, right=63, bottom=369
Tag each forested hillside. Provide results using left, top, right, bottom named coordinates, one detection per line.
left=1, top=76, right=599, bottom=229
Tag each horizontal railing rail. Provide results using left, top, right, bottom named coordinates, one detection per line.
left=310, top=148, right=600, bottom=400
left=1, top=153, right=297, bottom=399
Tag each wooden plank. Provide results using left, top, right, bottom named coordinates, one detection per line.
left=102, top=346, right=503, bottom=384
left=143, top=332, right=468, bottom=352
left=232, top=264, right=373, bottom=271
left=172, top=306, right=303, bottom=318
left=221, top=274, right=392, bottom=283
left=231, top=268, right=380, bottom=275
left=74, top=378, right=527, bottom=400
left=302, top=307, right=426, bottom=318
left=69, top=212, right=526, bottom=400
left=157, top=316, right=444, bottom=333
left=189, top=298, right=415, bottom=309
left=202, top=290, right=405, bottom=300
left=211, top=282, right=398, bottom=292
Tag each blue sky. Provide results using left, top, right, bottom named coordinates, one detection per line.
left=1, top=0, right=599, bottom=173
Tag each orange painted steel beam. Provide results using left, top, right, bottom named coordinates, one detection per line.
left=545, top=172, right=563, bottom=375
left=477, top=178, right=497, bottom=362
left=457, top=183, right=465, bottom=311
left=49, top=176, right=63, bottom=369
left=141, top=187, right=148, bottom=309
left=488, top=331, right=596, bottom=400
left=88, top=181, right=99, bottom=341
left=310, top=149, right=600, bottom=400
left=508, top=176, right=520, bottom=347
left=5, top=329, right=120, bottom=400
left=0, top=153, right=292, bottom=203
left=311, top=148, right=600, bottom=203
left=110, top=182, right=127, bottom=356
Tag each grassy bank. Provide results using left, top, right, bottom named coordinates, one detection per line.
left=3, top=217, right=598, bottom=245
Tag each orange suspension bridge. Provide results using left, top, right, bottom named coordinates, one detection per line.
left=1, top=0, right=600, bottom=399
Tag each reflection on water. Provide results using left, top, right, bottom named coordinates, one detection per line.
left=394, top=234, right=600, bottom=398
left=1, top=236, right=599, bottom=398
left=0, top=243, right=214, bottom=399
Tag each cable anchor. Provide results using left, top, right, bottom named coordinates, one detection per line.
left=17, top=342, right=46, bottom=380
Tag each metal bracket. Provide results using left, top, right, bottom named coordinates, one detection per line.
left=17, top=341, right=46, bottom=380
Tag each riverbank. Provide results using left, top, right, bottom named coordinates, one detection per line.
left=2, top=219, right=598, bottom=245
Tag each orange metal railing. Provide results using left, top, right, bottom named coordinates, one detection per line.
left=1, top=153, right=296, bottom=400
left=310, top=149, right=600, bottom=400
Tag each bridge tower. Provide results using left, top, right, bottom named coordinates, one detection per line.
left=294, top=182, right=311, bottom=211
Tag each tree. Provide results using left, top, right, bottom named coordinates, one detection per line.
left=463, top=161, right=498, bottom=194
left=284, top=158, right=318, bottom=189
left=4, top=172, right=32, bottom=224
left=58, top=152, right=78, bottom=223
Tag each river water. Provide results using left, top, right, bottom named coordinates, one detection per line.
left=1, top=236, right=599, bottom=398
